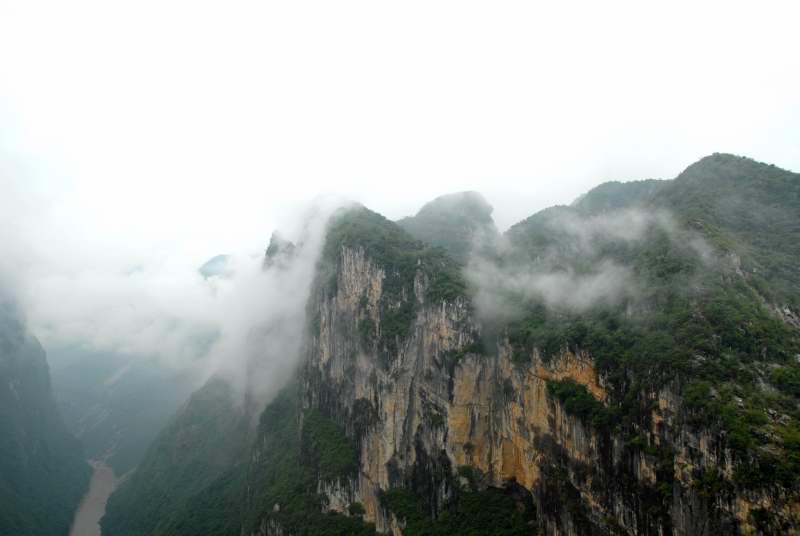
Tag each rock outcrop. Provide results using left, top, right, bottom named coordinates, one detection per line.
left=293, top=237, right=800, bottom=534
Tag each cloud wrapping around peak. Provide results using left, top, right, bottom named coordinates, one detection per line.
left=2, top=189, right=344, bottom=401
left=466, top=206, right=713, bottom=324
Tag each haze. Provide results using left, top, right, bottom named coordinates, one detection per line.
left=1, top=1, right=798, bottom=377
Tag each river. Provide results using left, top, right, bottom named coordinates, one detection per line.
left=69, top=460, right=123, bottom=536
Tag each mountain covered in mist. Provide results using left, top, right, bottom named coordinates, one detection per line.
left=50, top=347, right=195, bottom=476
left=397, top=190, right=498, bottom=263
left=0, top=301, right=90, bottom=535
left=100, top=153, right=800, bottom=535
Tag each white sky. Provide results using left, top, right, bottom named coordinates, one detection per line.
left=1, top=0, right=799, bottom=263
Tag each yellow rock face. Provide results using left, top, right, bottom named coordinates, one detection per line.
left=446, top=346, right=603, bottom=491
left=311, top=249, right=612, bottom=529
left=533, top=349, right=607, bottom=402
left=303, top=247, right=800, bottom=535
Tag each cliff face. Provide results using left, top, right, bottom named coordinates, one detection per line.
left=297, top=242, right=799, bottom=535
left=302, top=245, right=473, bottom=526
left=0, top=300, right=91, bottom=535
left=103, top=154, right=800, bottom=536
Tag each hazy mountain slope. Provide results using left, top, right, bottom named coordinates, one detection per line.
left=397, top=191, right=498, bottom=263
left=100, top=154, right=800, bottom=536
left=118, top=207, right=524, bottom=536
left=496, top=154, right=800, bottom=533
left=199, top=254, right=234, bottom=279
left=571, top=178, right=665, bottom=214
left=293, top=156, right=799, bottom=534
left=100, top=378, right=249, bottom=536
left=0, top=301, right=91, bottom=536
left=50, top=348, right=194, bottom=476
left=657, top=153, right=800, bottom=307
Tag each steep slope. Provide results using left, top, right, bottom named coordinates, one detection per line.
left=100, top=154, right=800, bottom=536
left=571, top=179, right=665, bottom=214
left=250, top=207, right=529, bottom=535
left=100, top=378, right=250, bottom=536
left=0, top=300, right=91, bottom=535
left=285, top=157, right=800, bottom=534
left=658, top=153, right=800, bottom=308
left=101, top=228, right=336, bottom=536
left=50, top=348, right=194, bottom=476
left=110, top=207, right=529, bottom=536
left=495, top=154, right=800, bottom=533
left=397, top=191, right=498, bottom=263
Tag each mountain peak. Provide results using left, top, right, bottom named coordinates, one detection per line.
left=415, top=191, right=494, bottom=221
left=571, top=179, right=665, bottom=214
left=198, top=254, right=233, bottom=279
left=264, top=231, right=297, bottom=269
left=397, top=191, right=497, bottom=262
left=677, top=152, right=785, bottom=183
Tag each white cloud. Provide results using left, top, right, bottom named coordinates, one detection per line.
left=0, top=0, right=797, bottom=394
left=0, top=1, right=798, bottom=240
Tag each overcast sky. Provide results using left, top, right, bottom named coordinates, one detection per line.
left=1, top=1, right=798, bottom=363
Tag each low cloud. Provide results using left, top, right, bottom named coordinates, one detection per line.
left=1, top=179, right=343, bottom=403
left=466, top=207, right=712, bottom=323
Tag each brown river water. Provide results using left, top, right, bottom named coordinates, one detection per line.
left=69, top=460, right=123, bottom=536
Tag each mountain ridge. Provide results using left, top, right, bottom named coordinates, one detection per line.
left=101, top=153, right=800, bottom=536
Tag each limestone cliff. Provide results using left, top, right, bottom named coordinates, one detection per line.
left=105, top=155, right=800, bottom=536
left=295, top=237, right=800, bottom=535
left=188, top=161, right=800, bottom=535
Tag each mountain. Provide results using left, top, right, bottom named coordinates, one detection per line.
left=100, top=378, right=250, bottom=536
left=102, top=154, right=800, bottom=535
left=199, top=255, right=234, bottom=279
left=571, top=178, right=665, bottom=214
left=0, top=300, right=91, bottom=535
left=397, top=191, right=498, bottom=263
left=50, top=347, right=195, bottom=476
left=661, top=153, right=800, bottom=308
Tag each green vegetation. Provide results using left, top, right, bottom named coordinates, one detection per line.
left=101, top=378, right=250, bottom=536
left=323, top=206, right=467, bottom=356
left=243, top=385, right=375, bottom=536
left=112, top=383, right=373, bottom=536
left=358, top=316, right=376, bottom=347
left=102, top=154, right=800, bottom=534
left=572, top=179, right=665, bottom=214
left=397, top=191, right=498, bottom=264
left=381, top=486, right=533, bottom=535
left=50, top=347, right=194, bottom=476
left=501, top=154, right=800, bottom=493
left=443, top=339, right=487, bottom=368
left=662, top=153, right=800, bottom=309
left=152, top=468, right=245, bottom=536
left=422, top=401, right=446, bottom=428
left=770, top=364, right=800, bottom=396
left=546, top=379, right=611, bottom=427
left=302, top=410, right=358, bottom=480
left=349, top=502, right=366, bottom=516
left=0, top=325, right=90, bottom=536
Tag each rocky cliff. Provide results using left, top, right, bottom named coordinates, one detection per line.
left=277, top=156, right=800, bottom=535
left=294, top=238, right=800, bottom=535
left=103, top=154, right=800, bottom=536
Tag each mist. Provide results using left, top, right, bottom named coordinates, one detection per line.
left=466, top=207, right=714, bottom=324
left=0, top=0, right=796, bottom=411
left=0, top=179, right=345, bottom=403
